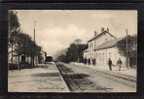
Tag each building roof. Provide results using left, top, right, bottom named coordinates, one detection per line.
left=88, top=31, right=117, bottom=42
left=94, top=38, right=122, bottom=51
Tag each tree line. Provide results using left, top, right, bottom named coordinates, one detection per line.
left=8, top=11, right=43, bottom=68
left=56, top=39, right=88, bottom=63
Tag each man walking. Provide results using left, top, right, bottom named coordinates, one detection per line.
left=108, top=58, right=112, bottom=71
left=117, top=58, right=122, bottom=71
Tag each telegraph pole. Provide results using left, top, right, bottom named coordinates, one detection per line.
left=33, top=20, right=37, bottom=66
left=34, top=20, right=36, bottom=43
left=126, top=29, right=129, bottom=69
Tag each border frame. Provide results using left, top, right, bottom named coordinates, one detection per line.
left=0, top=2, right=144, bottom=99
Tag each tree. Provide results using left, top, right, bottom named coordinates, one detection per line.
left=66, top=43, right=79, bottom=62
left=8, top=11, right=43, bottom=69
left=15, top=32, right=42, bottom=66
left=56, top=54, right=67, bottom=62
left=9, top=11, right=20, bottom=33
left=74, top=39, right=82, bottom=45
left=56, top=39, right=88, bottom=63
left=8, top=11, right=20, bottom=64
left=117, top=35, right=137, bottom=67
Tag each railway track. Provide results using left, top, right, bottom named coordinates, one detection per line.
left=55, top=62, right=110, bottom=92
left=56, top=62, right=80, bottom=91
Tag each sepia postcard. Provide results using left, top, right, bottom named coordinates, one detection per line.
left=8, top=10, right=137, bottom=93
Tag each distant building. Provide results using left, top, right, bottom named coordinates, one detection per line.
left=8, top=47, right=45, bottom=65
left=83, top=27, right=126, bottom=66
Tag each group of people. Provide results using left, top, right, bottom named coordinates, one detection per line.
left=108, top=58, right=122, bottom=71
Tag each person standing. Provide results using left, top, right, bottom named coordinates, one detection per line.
left=108, top=58, right=112, bottom=71
left=117, top=58, right=122, bottom=71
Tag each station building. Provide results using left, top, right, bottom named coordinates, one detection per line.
left=83, top=28, right=126, bottom=66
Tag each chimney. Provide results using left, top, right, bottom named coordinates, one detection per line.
left=101, top=27, right=105, bottom=33
left=94, top=31, right=97, bottom=37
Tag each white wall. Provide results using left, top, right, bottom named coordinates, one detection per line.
left=94, top=32, right=115, bottom=48
left=84, top=32, right=116, bottom=63
left=96, top=47, right=126, bottom=66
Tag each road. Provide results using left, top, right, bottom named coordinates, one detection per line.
left=56, top=62, right=136, bottom=92
left=8, top=62, right=136, bottom=92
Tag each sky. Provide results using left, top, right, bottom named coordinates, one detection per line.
left=13, top=10, right=137, bottom=57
